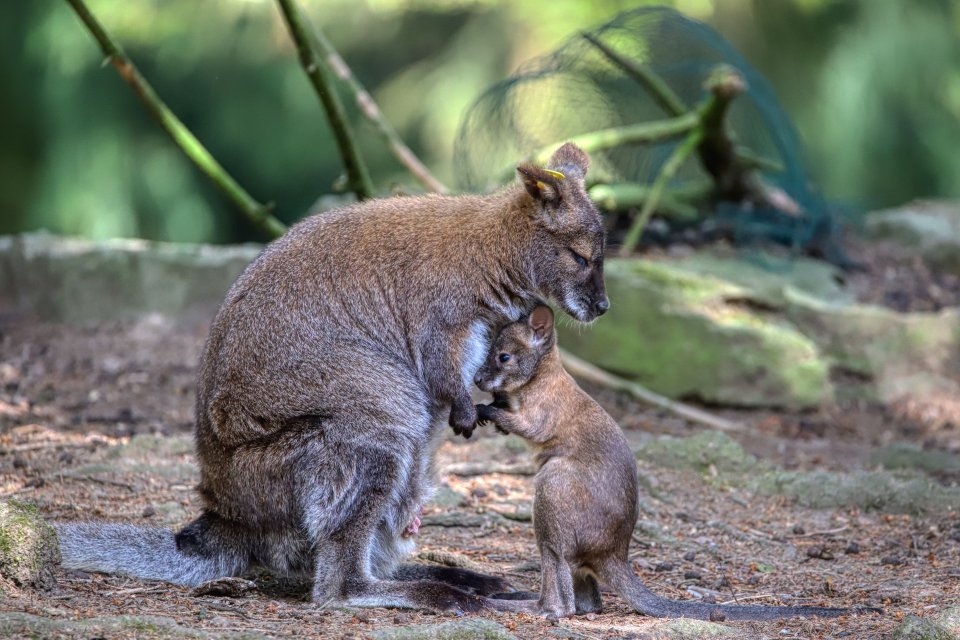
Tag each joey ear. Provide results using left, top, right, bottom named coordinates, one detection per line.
left=516, top=164, right=562, bottom=205
left=527, top=305, right=555, bottom=342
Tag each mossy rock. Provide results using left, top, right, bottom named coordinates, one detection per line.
left=0, top=231, right=260, bottom=323
left=887, top=614, right=956, bottom=640
left=634, top=432, right=765, bottom=477
left=870, top=443, right=960, bottom=474
left=0, top=612, right=269, bottom=639
left=558, top=258, right=831, bottom=409
left=559, top=250, right=960, bottom=409
left=864, top=201, right=960, bottom=275
left=783, top=287, right=960, bottom=401
left=0, top=500, right=60, bottom=591
left=371, top=619, right=516, bottom=640
left=656, top=618, right=736, bottom=638
left=749, top=469, right=960, bottom=515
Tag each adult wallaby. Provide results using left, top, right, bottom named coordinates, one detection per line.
left=476, top=306, right=878, bottom=621
left=55, top=143, right=609, bottom=613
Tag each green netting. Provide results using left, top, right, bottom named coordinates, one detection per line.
left=454, top=7, right=844, bottom=262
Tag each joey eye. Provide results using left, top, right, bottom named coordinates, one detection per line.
left=498, top=353, right=512, bottom=364
left=570, top=250, right=589, bottom=268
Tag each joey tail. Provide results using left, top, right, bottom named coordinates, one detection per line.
left=55, top=512, right=249, bottom=587
left=600, top=558, right=880, bottom=621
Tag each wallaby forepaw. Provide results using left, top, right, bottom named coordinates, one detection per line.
left=448, top=403, right=478, bottom=439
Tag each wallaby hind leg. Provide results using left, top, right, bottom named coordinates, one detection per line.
left=538, top=548, right=576, bottom=620
left=305, top=441, right=484, bottom=613
left=173, top=511, right=251, bottom=583
left=573, top=570, right=602, bottom=615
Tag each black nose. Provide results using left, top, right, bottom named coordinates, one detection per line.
left=594, top=298, right=610, bottom=315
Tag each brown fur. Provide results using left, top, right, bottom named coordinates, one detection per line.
left=476, top=306, right=880, bottom=620
left=55, top=144, right=609, bottom=613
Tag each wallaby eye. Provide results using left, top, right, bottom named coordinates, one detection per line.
left=570, top=250, right=589, bottom=268
left=498, top=353, right=512, bottom=364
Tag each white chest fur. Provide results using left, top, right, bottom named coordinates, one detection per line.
left=460, top=320, right=491, bottom=389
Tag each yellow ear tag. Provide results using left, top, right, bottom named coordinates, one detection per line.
left=544, top=169, right=566, bottom=180
left=536, top=181, right=547, bottom=190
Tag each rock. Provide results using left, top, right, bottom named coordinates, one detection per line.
left=558, top=258, right=831, bottom=409
left=0, top=231, right=260, bottom=323
left=635, top=432, right=764, bottom=477
left=558, top=249, right=960, bottom=409
left=887, top=614, right=955, bottom=640
left=865, top=200, right=960, bottom=275
left=371, top=619, right=516, bottom=640
left=870, top=443, right=960, bottom=474
left=938, top=607, right=960, bottom=634
left=656, top=617, right=735, bottom=637
left=0, top=611, right=268, bottom=639
left=782, top=287, right=960, bottom=403
left=427, top=485, right=467, bottom=510
left=189, top=577, right=258, bottom=598
left=0, top=500, right=60, bottom=591
left=749, top=469, right=960, bottom=515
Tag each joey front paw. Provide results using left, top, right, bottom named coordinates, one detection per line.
left=476, top=404, right=509, bottom=435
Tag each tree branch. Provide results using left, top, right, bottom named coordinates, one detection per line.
left=559, top=348, right=745, bottom=433
left=303, top=25, right=449, bottom=194
left=64, top=0, right=288, bottom=239
left=275, top=0, right=374, bottom=201
left=529, top=113, right=698, bottom=168
left=582, top=32, right=687, bottom=117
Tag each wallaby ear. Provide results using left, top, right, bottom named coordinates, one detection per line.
left=528, top=305, right=555, bottom=343
left=516, top=164, right=563, bottom=205
left=547, top=142, right=590, bottom=181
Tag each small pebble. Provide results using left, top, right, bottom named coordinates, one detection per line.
left=846, top=541, right=861, bottom=554
left=709, top=608, right=727, bottom=622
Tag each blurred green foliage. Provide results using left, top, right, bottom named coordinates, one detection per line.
left=2, top=0, right=958, bottom=243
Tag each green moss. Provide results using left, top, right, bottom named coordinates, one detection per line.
left=635, top=432, right=766, bottom=477
left=749, top=469, right=960, bottom=515
left=372, top=619, right=516, bottom=640
left=0, top=500, right=60, bottom=590
left=659, top=618, right=736, bottom=638
left=558, top=258, right=831, bottom=409
left=887, top=615, right=955, bottom=640
left=871, top=443, right=960, bottom=474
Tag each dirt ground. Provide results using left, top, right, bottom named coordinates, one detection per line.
left=1, top=301, right=958, bottom=640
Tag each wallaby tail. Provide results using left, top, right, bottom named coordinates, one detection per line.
left=600, top=558, right=868, bottom=621
left=55, top=513, right=248, bottom=587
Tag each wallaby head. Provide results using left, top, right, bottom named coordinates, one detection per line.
left=475, top=305, right=556, bottom=394
left=517, top=144, right=609, bottom=323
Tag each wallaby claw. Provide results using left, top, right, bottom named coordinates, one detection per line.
left=449, top=400, right=478, bottom=438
